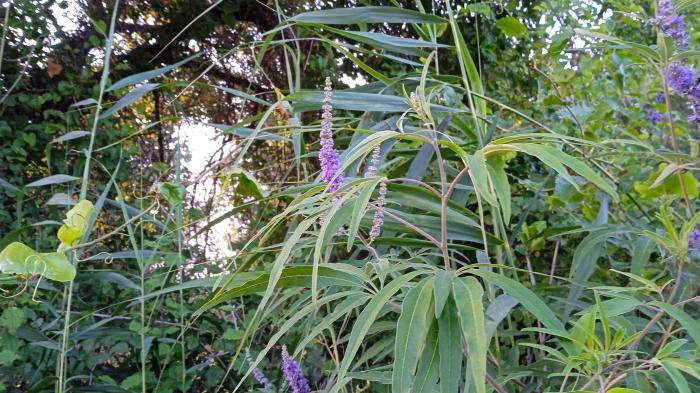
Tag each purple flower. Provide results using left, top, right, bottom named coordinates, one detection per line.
left=690, top=229, right=700, bottom=249
left=369, top=181, right=387, bottom=242
left=656, top=0, right=689, bottom=47
left=320, top=78, right=345, bottom=193
left=655, top=92, right=666, bottom=103
left=281, top=345, right=311, bottom=393
left=665, top=62, right=697, bottom=94
left=245, top=349, right=273, bottom=389
left=689, top=96, right=700, bottom=124
left=646, top=108, right=664, bottom=125
left=364, top=145, right=381, bottom=177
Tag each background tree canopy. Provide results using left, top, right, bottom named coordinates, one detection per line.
left=1, top=0, right=700, bottom=392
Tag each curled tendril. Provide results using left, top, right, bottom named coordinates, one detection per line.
left=31, top=265, right=48, bottom=302
left=76, top=251, right=114, bottom=265
left=0, top=275, right=30, bottom=299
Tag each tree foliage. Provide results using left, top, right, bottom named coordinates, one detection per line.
left=1, top=0, right=700, bottom=392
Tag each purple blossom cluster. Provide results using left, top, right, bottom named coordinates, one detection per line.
left=320, top=77, right=345, bottom=192
left=281, top=345, right=311, bottom=393
left=369, top=181, right=387, bottom=242
left=655, top=1, right=700, bottom=124
left=646, top=108, right=664, bottom=125
left=245, top=349, right=273, bottom=390
left=364, top=145, right=381, bottom=177
left=690, top=228, right=700, bottom=249
left=665, top=61, right=700, bottom=124
left=665, top=62, right=697, bottom=94
left=657, top=0, right=689, bottom=47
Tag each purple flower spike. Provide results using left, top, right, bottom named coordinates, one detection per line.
left=364, top=145, right=381, bottom=177
left=655, top=92, right=666, bottom=103
left=657, top=0, right=689, bottom=47
left=665, top=62, right=697, bottom=94
left=369, top=181, right=387, bottom=242
left=245, top=349, right=273, bottom=390
left=320, top=78, right=345, bottom=193
left=281, top=345, right=311, bottom=393
left=690, top=229, right=700, bottom=249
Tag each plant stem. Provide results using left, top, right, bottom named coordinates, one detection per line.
left=659, top=61, right=692, bottom=219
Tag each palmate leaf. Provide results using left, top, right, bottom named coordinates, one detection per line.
left=393, top=277, right=435, bottom=393
left=331, top=271, right=425, bottom=393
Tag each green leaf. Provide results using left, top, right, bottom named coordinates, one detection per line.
left=413, top=323, right=440, bottom=393
left=660, top=359, right=691, bottom=393
left=446, top=2, right=487, bottom=123
left=321, top=27, right=448, bottom=57
left=288, top=90, right=460, bottom=113
left=195, top=264, right=365, bottom=312
left=1, top=307, right=25, bottom=335
left=485, top=294, right=519, bottom=341
left=433, top=269, right=454, bottom=318
left=452, top=277, right=486, bottom=393
left=466, top=150, right=498, bottom=207
left=651, top=301, right=700, bottom=346
left=0, top=242, right=76, bottom=282
left=222, top=328, right=244, bottom=341
left=393, top=277, right=435, bottom=393
left=631, top=236, right=655, bottom=275
left=332, top=271, right=424, bottom=393
left=26, top=174, right=79, bottom=187
left=509, top=143, right=618, bottom=201
left=656, top=339, right=688, bottom=359
left=291, top=7, right=447, bottom=24
left=50, top=130, right=91, bottom=144
left=107, top=53, right=200, bottom=92
left=438, top=297, right=462, bottom=393
left=634, top=163, right=698, bottom=200
left=470, top=270, right=566, bottom=331
left=99, top=83, right=159, bottom=119
left=0, top=350, right=18, bottom=366
left=496, top=16, right=527, bottom=36
left=662, top=358, right=700, bottom=380
left=57, top=200, right=95, bottom=248
left=348, top=178, right=382, bottom=250
left=231, top=170, right=267, bottom=198
left=160, top=182, right=186, bottom=206
left=574, top=28, right=660, bottom=61
left=486, top=155, right=512, bottom=223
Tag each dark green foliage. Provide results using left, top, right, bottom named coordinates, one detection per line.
left=1, top=0, right=700, bottom=392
